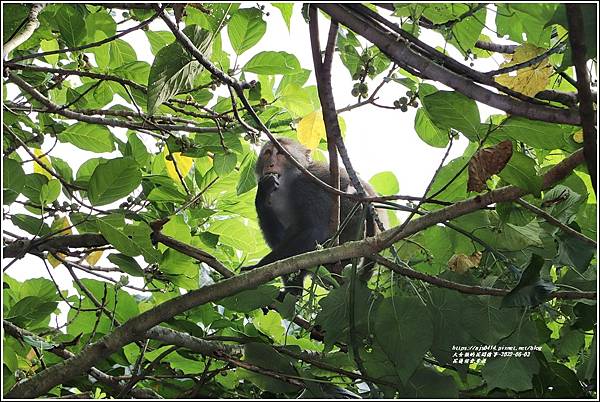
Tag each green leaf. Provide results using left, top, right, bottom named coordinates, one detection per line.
left=228, top=8, right=266, bottom=55
left=219, top=285, right=278, bottom=313
left=40, top=179, right=61, bottom=204
left=11, top=214, right=51, bottom=236
left=369, top=171, right=399, bottom=196
left=55, top=5, right=87, bottom=47
left=123, top=131, right=151, bottom=168
left=145, top=30, right=175, bottom=55
left=147, top=186, right=187, bottom=203
left=482, top=356, right=540, bottom=392
left=97, top=218, right=141, bottom=257
left=213, top=152, right=237, bottom=177
left=462, top=297, right=519, bottom=344
left=160, top=248, right=198, bottom=290
left=22, top=335, right=59, bottom=351
left=22, top=173, right=48, bottom=204
left=556, top=224, right=595, bottom=273
left=273, top=3, right=293, bottom=31
left=242, top=343, right=300, bottom=393
left=422, top=91, right=481, bottom=140
left=108, top=253, right=144, bottom=277
left=449, top=8, right=486, bottom=55
left=414, top=108, right=449, bottom=148
left=3, top=158, right=25, bottom=204
left=399, top=367, right=459, bottom=398
left=494, top=116, right=576, bottom=150
left=88, top=157, right=141, bottom=206
left=50, top=156, right=73, bottom=185
left=237, top=152, right=257, bottom=195
left=59, top=122, right=115, bottom=153
left=502, top=254, right=556, bottom=307
left=7, top=296, right=57, bottom=327
left=374, top=296, right=433, bottom=383
left=147, top=25, right=212, bottom=114
left=243, top=51, right=301, bottom=75
left=498, top=152, right=543, bottom=196
left=124, top=223, right=161, bottom=264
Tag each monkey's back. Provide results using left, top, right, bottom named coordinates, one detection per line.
left=290, top=161, right=372, bottom=245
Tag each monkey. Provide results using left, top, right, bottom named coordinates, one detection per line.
left=244, top=137, right=382, bottom=299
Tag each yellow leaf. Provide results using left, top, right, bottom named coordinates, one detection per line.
left=48, top=216, right=72, bottom=268
left=33, top=149, right=53, bottom=180
left=297, top=110, right=326, bottom=150
left=85, top=250, right=103, bottom=266
left=51, top=216, right=72, bottom=236
left=495, top=44, right=552, bottom=97
left=573, top=130, right=584, bottom=144
left=448, top=251, right=482, bottom=274
left=164, top=151, right=193, bottom=182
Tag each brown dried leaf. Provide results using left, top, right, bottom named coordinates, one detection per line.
left=448, top=251, right=482, bottom=274
left=467, top=140, right=513, bottom=192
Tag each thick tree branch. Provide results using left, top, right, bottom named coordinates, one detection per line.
left=5, top=71, right=219, bottom=137
left=4, top=148, right=589, bottom=399
left=3, top=321, right=160, bottom=399
left=373, top=255, right=596, bottom=300
left=566, top=4, right=598, bottom=194
left=3, top=4, right=45, bottom=57
left=316, top=4, right=581, bottom=125
left=309, top=7, right=341, bottom=241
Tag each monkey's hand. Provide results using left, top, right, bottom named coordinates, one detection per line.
left=259, top=173, right=279, bottom=194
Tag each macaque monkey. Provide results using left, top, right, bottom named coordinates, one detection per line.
left=245, top=137, right=380, bottom=298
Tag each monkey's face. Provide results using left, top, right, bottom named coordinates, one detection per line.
left=255, top=140, right=311, bottom=178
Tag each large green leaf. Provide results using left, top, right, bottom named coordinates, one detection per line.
left=3, top=158, right=25, bottom=204
left=147, top=25, right=212, bottom=114
left=369, top=171, right=400, bottom=196
left=414, top=108, right=449, bottom=148
left=498, top=152, right=543, bottom=197
left=236, top=152, right=257, bottom=195
left=494, top=116, right=577, bottom=150
left=422, top=91, right=481, bottom=140
left=227, top=8, right=266, bottom=55
left=97, top=217, right=141, bottom=257
left=273, top=3, right=293, bottom=31
left=243, top=51, right=301, bottom=75
left=59, top=122, right=115, bottom=153
left=219, top=285, right=279, bottom=313
left=88, top=157, right=141, bottom=206
left=374, top=296, right=433, bottom=383
left=55, top=4, right=87, bottom=47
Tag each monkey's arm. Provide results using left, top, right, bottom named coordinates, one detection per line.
left=255, top=174, right=286, bottom=248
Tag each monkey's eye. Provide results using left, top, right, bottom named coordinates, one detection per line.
left=263, top=149, right=272, bottom=157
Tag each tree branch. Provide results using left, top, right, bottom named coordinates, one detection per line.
left=4, top=148, right=588, bottom=399
left=3, top=4, right=45, bottom=57
left=566, top=4, right=598, bottom=195
left=3, top=321, right=160, bottom=399
left=516, top=198, right=596, bottom=247
left=373, top=255, right=596, bottom=300
left=6, top=71, right=219, bottom=137
left=316, top=4, right=581, bottom=125
left=309, top=7, right=341, bottom=241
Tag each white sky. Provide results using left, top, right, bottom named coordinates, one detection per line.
left=3, top=3, right=515, bottom=320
